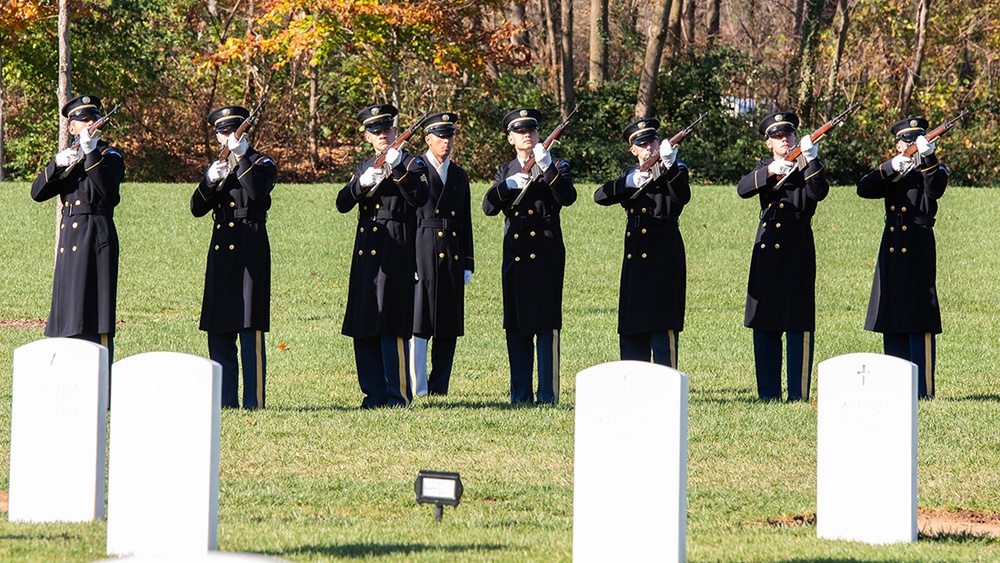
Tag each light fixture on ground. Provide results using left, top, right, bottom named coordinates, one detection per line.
left=414, top=470, right=463, bottom=521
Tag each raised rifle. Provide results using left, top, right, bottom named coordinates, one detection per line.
left=630, top=112, right=708, bottom=200
left=511, top=103, right=582, bottom=206
left=772, top=102, right=860, bottom=191
left=69, top=104, right=121, bottom=151
left=364, top=110, right=431, bottom=196
left=217, top=97, right=267, bottom=163
left=901, top=110, right=969, bottom=159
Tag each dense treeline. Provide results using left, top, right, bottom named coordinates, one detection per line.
left=1, top=0, right=998, bottom=185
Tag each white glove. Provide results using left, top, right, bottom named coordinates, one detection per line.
left=532, top=143, right=552, bottom=171
left=385, top=147, right=402, bottom=168
left=359, top=166, right=385, bottom=188
left=464, top=270, right=472, bottom=285
left=625, top=169, right=652, bottom=189
left=799, top=135, right=818, bottom=162
left=891, top=155, right=915, bottom=174
left=79, top=128, right=99, bottom=154
left=659, top=139, right=676, bottom=168
left=916, top=135, right=935, bottom=157
left=56, top=147, right=81, bottom=168
left=505, top=172, right=531, bottom=192
left=768, top=158, right=796, bottom=176
left=206, top=161, right=230, bottom=183
left=228, top=134, right=248, bottom=157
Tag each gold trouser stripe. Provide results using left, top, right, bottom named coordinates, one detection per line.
left=255, top=330, right=264, bottom=408
left=801, top=331, right=812, bottom=400
left=551, top=329, right=560, bottom=403
left=924, top=332, right=934, bottom=396
left=396, top=337, right=409, bottom=406
left=408, top=337, right=417, bottom=391
left=667, top=330, right=677, bottom=369
left=100, top=333, right=109, bottom=348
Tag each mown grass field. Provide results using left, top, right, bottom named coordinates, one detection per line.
left=1, top=178, right=999, bottom=562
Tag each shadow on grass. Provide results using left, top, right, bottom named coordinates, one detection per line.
left=269, top=541, right=505, bottom=558
left=689, top=386, right=762, bottom=404
left=423, top=399, right=571, bottom=410
left=937, top=393, right=1000, bottom=402
left=267, top=404, right=369, bottom=412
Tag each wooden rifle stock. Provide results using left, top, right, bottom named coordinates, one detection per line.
left=638, top=112, right=708, bottom=173
left=373, top=110, right=431, bottom=170
left=772, top=102, right=860, bottom=191
left=217, top=97, right=267, bottom=163
left=511, top=103, right=582, bottom=206
left=69, top=104, right=121, bottom=151
left=900, top=110, right=969, bottom=159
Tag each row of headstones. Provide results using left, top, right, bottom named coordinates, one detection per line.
left=573, top=353, right=918, bottom=563
left=8, top=338, right=222, bottom=558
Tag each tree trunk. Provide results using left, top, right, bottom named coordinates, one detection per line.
left=560, top=0, right=574, bottom=117
left=899, top=0, right=931, bottom=116
left=667, top=0, right=683, bottom=56
left=793, top=0, right=805, bottom=36
left=705, top=0, right=721, bottom=46
left=635, top=0, right=673, bottom=119
left=56, top=0, right=72, bottom=261
left=588, top=0, right=608, bottom=89
left=542, top=0, right=561, bottom=106
left=308, top=62, right=319, bottom=170
left=794, top=0, right=824, bottom=122
left=509, top=1, right=527, bottom=48
left=0, top=43, right=5, bottom=182
left=682, top=0, right=696, bottom=47
left=826, top=0, right=851, bottom=100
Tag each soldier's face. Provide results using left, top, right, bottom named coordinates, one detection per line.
left=766, top=131, right=796, bottom=158
left=366, top=126, right=397, bottom=153
left=630, top=138, right=660, bottom=162
left=68, top=117, right=95, bottom=136
left=507, top=128, right=538, bottom=152
left=896, top=138, right=915, bottom=154
left=426, top=133, right=453, bottom=161
left=216, top=128, right=236, bottom=145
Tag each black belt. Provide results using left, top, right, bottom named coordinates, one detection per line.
left=628, top=215, right=678, bottom=228
left=418, top=218, right=464, bottom=230
left=368, top=210, right=407, bottom=222
left=62, top=203, right=113, bottom=217
left=214, top=209, right=267, bottom=222
left=512, top=215, right=557, bottom=229
left=886, top=213, right=935, bottom=227
left=759, top=206, right=808, bottom=224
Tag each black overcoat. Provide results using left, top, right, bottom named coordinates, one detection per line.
left=857, top=153, right=947, bottom=334
left=31, top=141, right=124, bottom=337
left=483, top=157, right=576, bottom=335
left=191, top=149, right=276, bottom=333
left=413, top=158, right=474, bottom=338
left=337, top=151, right=428, bottom=338
left=594, top=160, right=690, bottom=334
left=737, top=157, right=829, bottom=331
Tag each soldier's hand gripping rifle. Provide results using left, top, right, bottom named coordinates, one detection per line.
left=365, top=110, right=431, bottom=196
left=891, top=109, right=969, bottom=182
left=511, top=103, right=582, bottom=206
left=217, top=97, right=267, bottom=163
left=772, top=102, right=860, bottom=191
left=69, top=104, right=122, bottom=151
left=629, top=112, right=708, bottom=201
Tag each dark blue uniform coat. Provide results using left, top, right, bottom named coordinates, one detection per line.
left=594, top=161, right=690, bottom=334
left=337, top=151, right=428, bottom=338
left=483, top=158, right=576, bottom=335
left=191, top=149, right=276, bottom=333
left=413, top=159, right=474, bottom=338
left=857, top=153, right=947, bottom=334
left=31, top=141, right=124, bottom=337
left=737, top=158, right=829, bottom=331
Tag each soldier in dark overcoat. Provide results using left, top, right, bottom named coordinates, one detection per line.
left=31, top=94, right=124, bottom=361
left=857, top=117, right=947, bottom=399
left=337, top=104, right=429, bottom=408
left=483, top=108, right=576, bottom=404
left=410, top=112, right=474, bottom=396
left=594, top=118, right=690, bottom=368
left=737, top=111, right=829, bottom=401
left=191, top=105, right=276, bottom=409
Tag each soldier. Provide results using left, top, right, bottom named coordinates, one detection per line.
left=594, top=118, right=690, bottom=368
left=857, top=117, right=947, bottom=399
left=337, top=104, right=428, bottom=408
left=410, top=112, right=474, bottom=396
left=483, top=108, right=576, bottom=404
left=737, top=111, right=829, bottom=401
left=191, top=105, right=276, bottom=409
left=31, top=94, right=125, bottom=362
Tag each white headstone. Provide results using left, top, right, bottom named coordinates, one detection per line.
left=106, top=352, right=221, bottom=557
left=9, top=338, right=108, bottom=522
left=573, top=361, right=688, bottom=562
left=817, top=352, right=917, bottom=544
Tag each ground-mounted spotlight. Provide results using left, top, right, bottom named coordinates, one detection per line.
left=414, top=469, right=463, bottom=521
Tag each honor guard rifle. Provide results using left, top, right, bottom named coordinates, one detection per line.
left=511, top=103, right=582, bottom=206
left=69, top=104, right=121, bottom=151
left=365, top=110, right=431, bottom=196
left=217, top=97, right=267, bottom=163
left=630, top=112, right=708, bottom=200
left=772, top=102, right=860, bottom=191
left=891, top=109, right=969, bottom=182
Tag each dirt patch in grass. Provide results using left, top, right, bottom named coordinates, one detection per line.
left=766, top=508, right=1000, bottom=538
left=0, top=318, right=47, bottom=330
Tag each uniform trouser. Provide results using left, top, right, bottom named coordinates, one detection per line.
left=74, top=333, right=114, bottom=406
left=208, top=330, right=266, bottom=409
left=620, top=330, right=679, bottom=369
left=354, top=335, right=411, bottom=408
left=410, top=336, right=457, bottom=396
left=752, top=329, right=814, bottom=401
left=507, top=329, right=560, bottom=404
left=883, top=332, right=936, bottom=398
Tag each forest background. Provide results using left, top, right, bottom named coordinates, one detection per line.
left=0, top=0, right=998, bottom=186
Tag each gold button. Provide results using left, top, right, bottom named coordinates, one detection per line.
left=902, top=225, right=908, bottom=231
left=375, top=203, right=381, bottom=209
left=901, top=207, right=907, bottom=213
left=72, top=245, right=78, bottom=252
left=762, top=222, right=767, bottom=228
left=72, top=222, right=78, bottom=229
left=453, top=255, right=459, bottom=260
left=217, top=203, right=222, bottom=209
left=515, top=256, right=521, bottom=261
left=629, top=208, right=635, bottom=214
left=360, top=227, right=365, bottom=233
left=371, top=250, right=377, bottom=255
left=359, top=250, right=363, bottom=256
left=514, top=233, right=519, bottom=239
left=229, top=244, right=235, bottom=250
left=438, top=231, right=444, bottom=237
left=774, top=244, right=780, bottom=249
left=530, top=231, right=536, bottom=237
left=229, top=202, right=236, bottom=208
left=439, top=252, right=446, bottom=259
left=641, top=208, right=647, bottom=213
left=216, top=224, right=221, bottom=230
left=776, top=223, right=782, bottom=228
left=75, top=200, right=81, bottom=205
left=760, top=244, right=765, bottom=249
left=215, top=245, right=220, bottom=250
left=60, top=248, right=64, bottom=253
left=890, top=226, right=895, bottom=232
left=626, top=231, right=631, bottom=237
left=528, top=209, right=534, bottom=215
left=889, top=247, right=895, bottom=253
left=530, top=253, right=536, bottom=259
left=890, top=205, right=896, bottom=211
left=514, top=211, right=519, bottom=217
left=452, top=231, right=457, bottom=237
left=451, top=211, right=456, bottom=216
left=435, top=209, right=440, bottom=214
left=372, top=226, right=378, bottom=232
left=779, top=203, right=785, bottom=209
left=901, top=248, right=907, bottom=253
left=627, top=253, right=632, bottom=259
left=227, top=222, right=233, bottom=228
left=61, top=224, right=65, bottom=229
left=362, top=205, right=368, bottom=211
left=641, top=228, right=647, bottom=234
left=641, top=253, right=647, bottom=258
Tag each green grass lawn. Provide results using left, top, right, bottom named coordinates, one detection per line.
left=1, top=179, right=998, bottom=562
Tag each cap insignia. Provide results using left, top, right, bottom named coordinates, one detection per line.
left=223, top=108, right=231, bottom=116
left=774, top=114, right=782, bottom=122
left=519, top=110, right=528, bottom=117
left=443, top=114, right=450, bottom=122
left=82, top=96, right=91, bottom=104
left=372, top=108, right=379, bottom=115
left=638, top=121, right=646, bottom=129
left=910, top=119, right=918, bottom=127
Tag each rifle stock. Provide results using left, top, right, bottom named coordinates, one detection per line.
left=69, top=104, right=121, bottom=151
left=217, top=97, right=267, bottom=163
left=373, top=110, right=431, bottom=170
left=900, top=110, right=969, bottom=158
left=638, top=112, right=708, bottom=174
left=772, top=102, right=860, bottom=191
left=511, top=103, right=582, bottom=206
